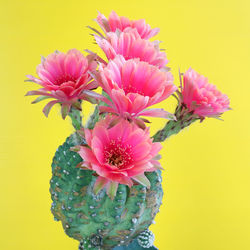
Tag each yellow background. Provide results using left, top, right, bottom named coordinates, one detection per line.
left=0, top=0, right=249, bottom=249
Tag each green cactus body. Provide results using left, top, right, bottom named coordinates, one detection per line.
left=50, top=133, right=163, bottom=249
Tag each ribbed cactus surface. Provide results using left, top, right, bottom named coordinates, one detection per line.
left=50, top=133, right=163, bottom=249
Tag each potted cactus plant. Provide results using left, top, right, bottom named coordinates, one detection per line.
left=25, top=11, right=230, bottom=250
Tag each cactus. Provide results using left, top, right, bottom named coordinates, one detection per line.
left=153, top=103, right=199, bottom=142
left=113, top=237, right=157, bottom=250
left=50, top=133, right=163, bottom=249
left=137, top=229, right=155, bottom=248
left=25, top=12, right=230, bottom=250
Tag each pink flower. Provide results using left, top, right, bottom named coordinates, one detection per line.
left=182, top=68, right=230, bottom=117
left=96, top=55, right=177, bottom=122
left=95, top=29, right=168, bottom=69
left=26, top=49, right=99, bottom=118
left=96, top=11, right=159, bottom=39
left=74, top=116, right=162, bottom=199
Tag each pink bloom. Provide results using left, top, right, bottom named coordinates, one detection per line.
left=96, top=55, right=177, bottom=121
left=95, top=29, right=168, bottom=69
left=96, top=11, right=159, bottom=39
left=75, top=116, right=162, bottom=199
left=182, top=68, right=230, bottom=117
left=26, top=49, right=99, bottom=118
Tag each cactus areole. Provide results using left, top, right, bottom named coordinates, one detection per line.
left=25, top=10, right=230, bottom=250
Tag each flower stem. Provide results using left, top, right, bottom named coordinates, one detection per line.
left=153, top=104, right=199, bottom=142
left=86, top=106, right=100, bottom=129
left=68, top=107, right=83, bottom=131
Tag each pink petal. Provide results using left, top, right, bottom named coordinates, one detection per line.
left=78, top=146, right=98, bottom=165
left=84, top=129, right=92, bottom=146
left=92, top=136, right=105, bottom=164
left=106, top=181, right=118, bottom=200
left=132, top=174, right=151, bottom=188
left=42, top=100, right=58, bottom=117
left=93, top=176, right=109, bottom=195
left=138, top=108, right=176, bottom=120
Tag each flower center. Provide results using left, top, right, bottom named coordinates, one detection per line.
left=104, top=139, right=132, bottom=169
left=123, top=84, right=145, bottom=96
left=107, top=153, right=124, bottom=166
left=54, top=74, right=77, bottom=85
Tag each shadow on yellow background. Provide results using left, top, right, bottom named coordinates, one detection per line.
left=0, top=0, right=249, bottom=249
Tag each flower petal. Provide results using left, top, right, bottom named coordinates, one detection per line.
left=42, top=100, right=58, bottom=117
left=132, top=174, right=151, bottom=188
left=61, top=103, right=71, bottom=119
left=78, top=146, right=99, bottom=165
left=93, top=176, right=109, bottom=195
left=106, top=181, right=118, bottom=200
left=31, top=95, right=52, bottom=104
left=138, top=108, right=176, bottom=120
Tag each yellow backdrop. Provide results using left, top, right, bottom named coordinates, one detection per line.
left=1, top=0, right=249, bottom=249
